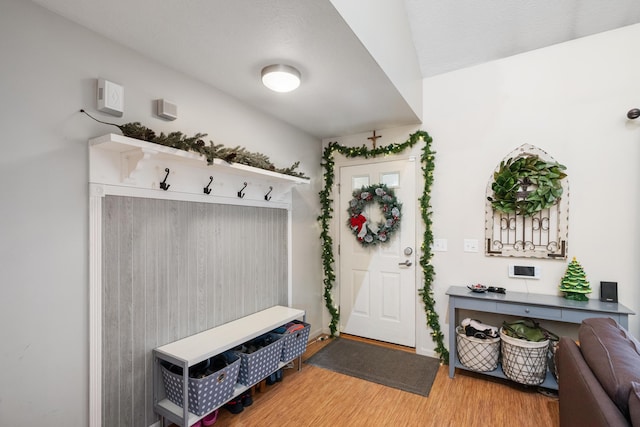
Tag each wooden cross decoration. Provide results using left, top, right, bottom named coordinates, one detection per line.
left=367, top=130, right=381, bottom=149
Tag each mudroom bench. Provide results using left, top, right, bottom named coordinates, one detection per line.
left=153, top=305, right=306, bottom=427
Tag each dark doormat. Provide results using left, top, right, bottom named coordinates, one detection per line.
left=305, top=337, right=439, bottom=397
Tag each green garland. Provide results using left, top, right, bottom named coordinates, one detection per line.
left=347, top=184, right=401, bottom=246
left=80, top=109, right=308, bottom=179
left=318, top=130, right=449, bottom=363
left=487, top=154, right=567, bottom=216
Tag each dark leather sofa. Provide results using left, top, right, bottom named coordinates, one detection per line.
left=557, top=317, right=640, bottom=426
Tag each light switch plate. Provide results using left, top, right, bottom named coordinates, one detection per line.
left=432, top=238, right=447, bottom=252
left=463, top=239, right=479, bottom=252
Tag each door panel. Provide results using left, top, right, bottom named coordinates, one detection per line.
left=351, top=269, right=370, bottom=315
left=339, top=159, right=416, bottom=346
left=381, top=272, right=401, bottom=321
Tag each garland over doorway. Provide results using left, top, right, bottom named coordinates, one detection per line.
left=318, top=130, right=449, bottom=363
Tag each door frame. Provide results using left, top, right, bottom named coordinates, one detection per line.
left=332, top=147, right=424, bottom=349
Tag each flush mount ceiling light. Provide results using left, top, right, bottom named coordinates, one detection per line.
left=261, top=64, right=301, bottom=93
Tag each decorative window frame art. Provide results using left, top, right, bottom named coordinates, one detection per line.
left=485, top=144, right=569, bottom=259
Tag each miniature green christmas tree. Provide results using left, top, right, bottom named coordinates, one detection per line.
left=559, top=257, right=592, bottom=301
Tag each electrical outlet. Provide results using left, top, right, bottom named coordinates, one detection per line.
left=432, top=238, right=448, bottom=252
left=463, top=239, right=479, bottom=252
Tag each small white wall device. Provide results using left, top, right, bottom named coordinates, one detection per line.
left=508, top=264, right=540, bottom=279
left=97, top=78, right=124, bottom=117
left=156, top=99, right=178, bottom=121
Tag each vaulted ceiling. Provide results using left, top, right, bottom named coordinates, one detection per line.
left=31, top=0, right=640, bottom=138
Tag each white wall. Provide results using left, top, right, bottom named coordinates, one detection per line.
left=424, top=23, right=640, bottom=350
left=0, top=1, right=322, bottom=425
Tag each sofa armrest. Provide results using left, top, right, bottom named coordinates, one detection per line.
left=557, top=337, right=629, bottom=427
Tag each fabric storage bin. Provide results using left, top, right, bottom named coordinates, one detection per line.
left=500, top=327, right=549, bottom=385
left=278, top=320, right=311, bottom=362
left=455, top=326, right=500, bottom=372
left=161, top=351, right=241, bottom=416
left=235, top=333, right=284, bottom=386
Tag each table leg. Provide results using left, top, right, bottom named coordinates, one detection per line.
left=448, top=296, right=456, bottom=378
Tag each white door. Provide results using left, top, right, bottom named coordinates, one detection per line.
left=339, top=158, right=416, bottom=347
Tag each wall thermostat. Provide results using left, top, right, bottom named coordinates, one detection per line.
left=508, top=264, right=540, bottom=279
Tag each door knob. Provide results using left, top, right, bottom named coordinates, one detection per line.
left=398, top=260, right=412, bottom=267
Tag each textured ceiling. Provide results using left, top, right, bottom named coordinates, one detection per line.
left=30, top=0, right=640, bottom=139
left=405, top=0, right=640, bottom=78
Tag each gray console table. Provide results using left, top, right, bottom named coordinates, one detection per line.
left=446, top=285, right=635, bottom=389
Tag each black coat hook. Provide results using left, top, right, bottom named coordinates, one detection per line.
left=627, top=108, right=640, bottom=120
left=204, top=176, right=213, bottom=195
left=264, top=186, right=273, bottom=201
left=237, top=182, right=247, bottom=198
left=160, top=168, right=170, bottom=191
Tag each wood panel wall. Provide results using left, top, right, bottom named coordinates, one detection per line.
left=101, top=195, right=288, bottom=427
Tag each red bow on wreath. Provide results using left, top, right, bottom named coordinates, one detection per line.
left=349, top=214, right=367, bottom=240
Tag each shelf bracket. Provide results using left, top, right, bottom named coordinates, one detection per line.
left=122, top=147, right=158, bottom=184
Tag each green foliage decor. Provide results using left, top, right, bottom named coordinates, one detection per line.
left=80, top=109, right=308, bottom=178
left=318, top=130, right=449, bottom=363
left=487, top=155, right=567, bottom=216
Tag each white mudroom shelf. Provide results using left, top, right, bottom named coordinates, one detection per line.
left=89, top=133, right=309, bottom=207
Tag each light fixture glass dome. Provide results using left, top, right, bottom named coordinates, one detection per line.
left=261, top=64, right=301, bottom=93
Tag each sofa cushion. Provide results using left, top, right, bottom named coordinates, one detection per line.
left=630, top=382, right=640, bottom=426
left=579, top=317, right=640, bottom=419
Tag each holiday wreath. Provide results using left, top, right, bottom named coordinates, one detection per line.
left=487, top=154, right=567, bottom=216
left=347, top=184, right=401, bottom=246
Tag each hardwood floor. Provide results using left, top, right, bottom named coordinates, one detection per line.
left=201, top=335, right=559, bottom=426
